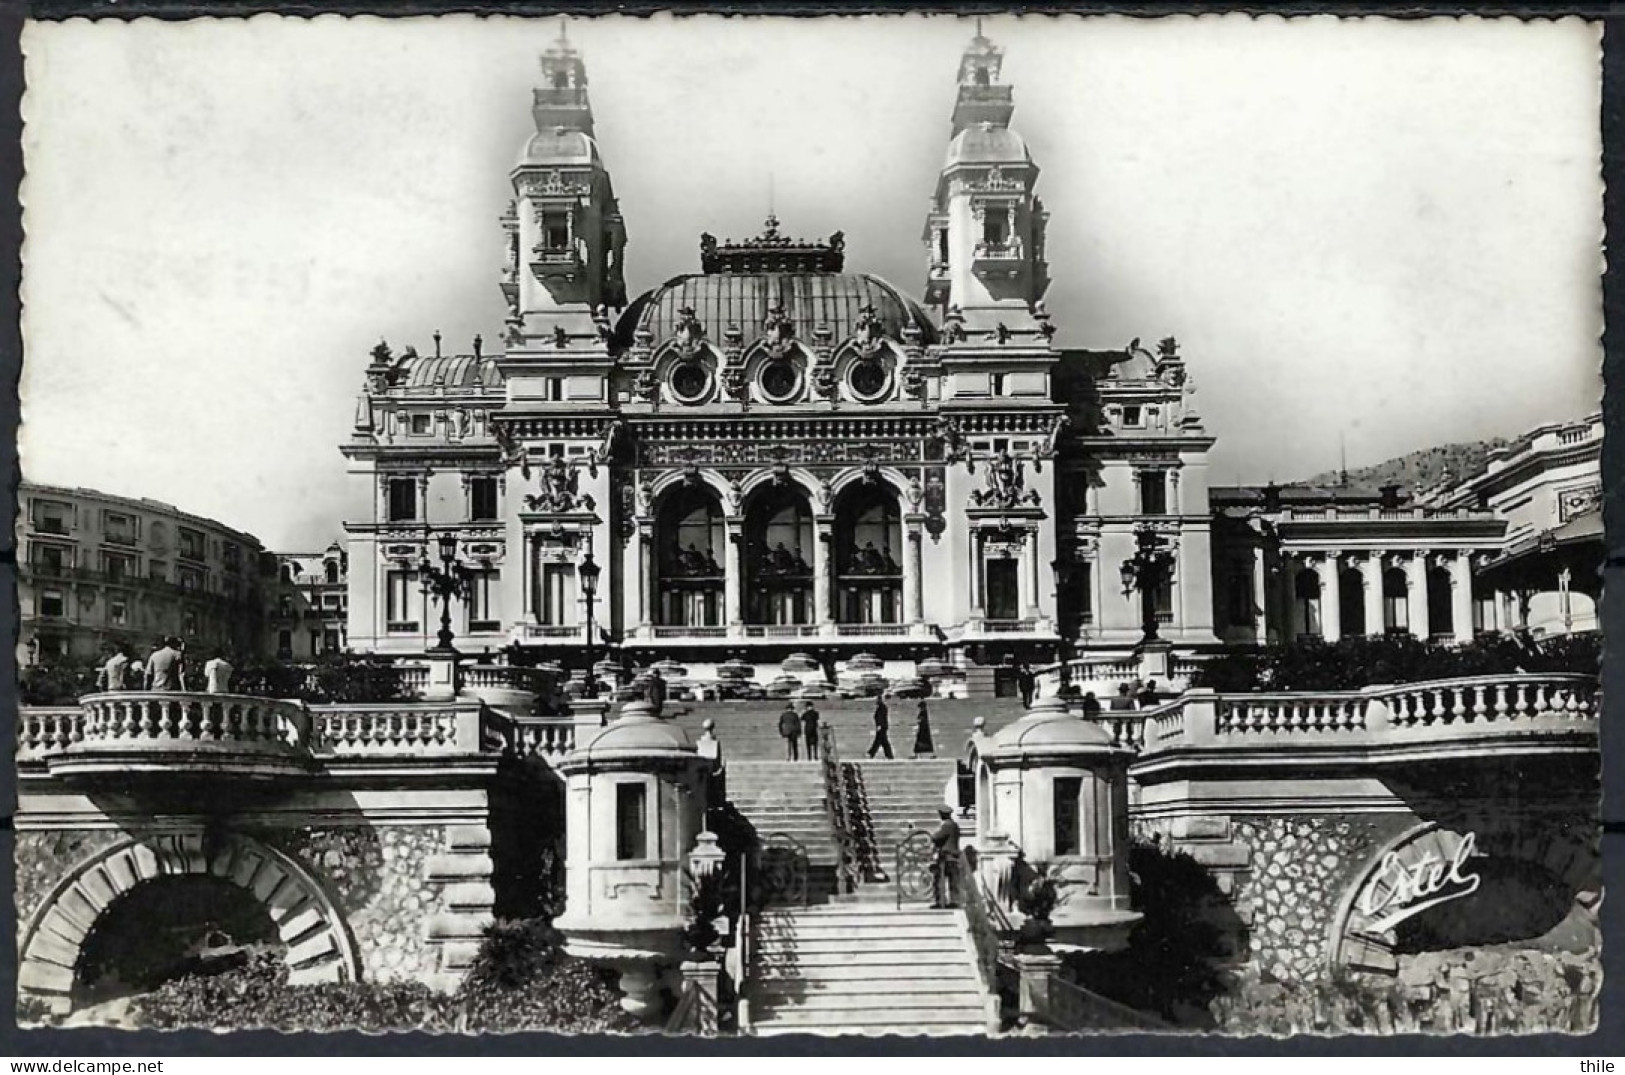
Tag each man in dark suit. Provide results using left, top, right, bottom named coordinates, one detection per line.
left=929, top=805, right=961, bottom=908
left=778, top=703, right=800, bottom=761
left=800, top=701, right=821, bottom=761
left=867, top=694, right=894, bottom=759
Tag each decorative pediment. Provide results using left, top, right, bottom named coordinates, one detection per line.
left=524, top=456, right=596, bottom=514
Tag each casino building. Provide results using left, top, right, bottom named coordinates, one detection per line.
left=339, top=28, right=1598, bottom=692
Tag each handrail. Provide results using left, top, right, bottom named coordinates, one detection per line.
left=819, top=723, right=863, bottom=895
left=1039, top=972, right=1172, bottom=1032
left=957, top=848, right=1001, bottom=999
left=734, top=851, right=753, bottom=1034
left=664, top=979, right=702, bottom=1034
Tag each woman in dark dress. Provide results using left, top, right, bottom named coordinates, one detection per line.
left=912, top=698, right=935, bottom=758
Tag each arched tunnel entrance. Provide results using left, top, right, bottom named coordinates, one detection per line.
left=72, top=874, right=282, bottom=1008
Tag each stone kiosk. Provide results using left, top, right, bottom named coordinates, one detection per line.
left=978, top=697, right=1141, bottom=954
left=553, top=699, right=710, bottom=1019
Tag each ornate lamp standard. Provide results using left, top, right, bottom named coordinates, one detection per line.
left=1119, top=526, right=1175, bottom=646
left=579, top=550, right=602, bottom=696
left=419, top=531, right=472, bottom=655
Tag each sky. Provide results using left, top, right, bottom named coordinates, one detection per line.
left=19, top=14, right=1603, bottom=550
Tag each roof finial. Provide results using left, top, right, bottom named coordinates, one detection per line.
left=976, top=15, right=984, bottom=38
left=558, top=17, right=569, bottom=46
left=433, top=329, right=442, bottom=358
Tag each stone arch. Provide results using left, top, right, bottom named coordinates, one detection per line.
left=826, top=465, right=915, bottom=505
left=1327, top=819, right=1600, bottom=975
left=646, top=467, right=734, bottom=510
left=18, top=832, right=360, bottom=1011
left=735, top=466, right=822, bottom=506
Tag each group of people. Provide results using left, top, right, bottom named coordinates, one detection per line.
left=773, top=693, right=940, bottom=762
left=1074, top=678, right=1166, bottom=716
left=95, top=638, right=236, bottom=694
left=866, top=694, right=936, bottom=760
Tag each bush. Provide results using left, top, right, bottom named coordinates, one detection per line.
left=19, top=661, right=100, bottom=706
left=129, top=921, right=638, bottom=1034
left=232, top=653, right=411, bottom=705
left=1192, top=632, right=1599, bottom=693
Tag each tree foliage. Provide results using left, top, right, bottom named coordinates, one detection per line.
left=230, top=652, right=412, bottom=705
left=1191, top=632, right=1600, bottom=693
left=19, top=660, right=100, bottom=706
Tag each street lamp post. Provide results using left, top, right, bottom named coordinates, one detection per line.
left=419, top=531, right=471, bottom=655
left=1120, top=527, right=1175, bottom=646
left=579, top=550, right=602, bottom=696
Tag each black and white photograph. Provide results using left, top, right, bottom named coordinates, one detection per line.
left=10, top=11, right=1607, bottom=1042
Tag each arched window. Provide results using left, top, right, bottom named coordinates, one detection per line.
left=656, top=486, right=725, bottom=627
left=835, top=484, right=902, bottom=625
left=324, top=560, right=339, bottom=585
left=743, top=485, right=814, bottom=625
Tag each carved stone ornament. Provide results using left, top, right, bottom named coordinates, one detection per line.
left=853, top=303, right=887, bottom=358
left=903, top=367, right=928, bottom=400
left=673, top=306, right=706, bottom=357
left=633, top=368, right=659, bottom=402
left=722, top=367, right=748, bottom=401
left=524, top=456, right=596, bottom=514
left=942, top=305, right=968, bottom=344
left=969, top=450, right=1041, bottom=510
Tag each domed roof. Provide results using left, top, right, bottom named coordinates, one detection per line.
left=517, top=127, right=600, bottom=169
left=391, top=353, right=504, bottom=392
left=565, top=701, right=697, bottom=766
left=613, top=271, right=938, bottom=352
left=986, top=697, right=1123, bottom=759
left=946, top=123, right=1031, bottom=167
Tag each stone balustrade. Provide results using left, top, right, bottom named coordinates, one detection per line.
left=505, top=719, right=577, bottom=760
left=397, top=664, right=430, bottom=695
left=27, top=692, right=315, bottom=781
left=311, top=703, right=497, bottom=756
left=1126, top=673, right=1597, bottom=763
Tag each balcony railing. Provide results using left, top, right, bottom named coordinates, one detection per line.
left=835, top=623, right=910, bottom=637
left=511, top=623, right=582, bottom=642
left=982, top=619, right=1037, bottom=634
left=652, top=625, right=727, bottom=639
left=311, top=703, right=495, bottom=755
left=745, top=624, right=820, bottom=638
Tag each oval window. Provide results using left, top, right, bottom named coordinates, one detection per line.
left=670, top=360, right=710, bottom=403
left=759, top=358, right=800, bottom=402
left=848, top=357, right=889, bottom=400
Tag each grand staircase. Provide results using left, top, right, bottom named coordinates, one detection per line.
left=724, top=760, right=840, bottom=899
left=852, top=759, right=960, bottom=877
left=745, top=886, right=998, bottom=1036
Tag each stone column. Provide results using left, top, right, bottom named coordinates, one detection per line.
left=1282, top=553, right=1303, bottom=642
left=1251, top=548, right=1269, bottom=644
left=1023, top=528, right=1041, bottom=619
left=969, top=529, right=985, bottom=618
left=1450, top=552, right=1474, bottom=643
left=905, top=520, right=925, bottom=626
left=813, top=516, right=834, bottom=635
left=521, top=533, right=535, bottom=621
left=724, top=519, right=744, bottom=633
left=1362, top=554, right=1385, bottom=637
left=637, top=522, right=655, bottom=633
left=1321, top=554, right=1343, bottom=643
left=1405, top=554, right=1430, bottom=640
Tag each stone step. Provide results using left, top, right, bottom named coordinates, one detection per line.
left=758, top=923, right=965, bottom=941
left=751, top=1005, right=987, bottom=1028
left=754, top=1023, right=986, bottom=1037
left=760, top=907, right=954, bottom=922
left=752, top=977, right=980, bottom=996
left=754, top=937, right=969, bottom=955
left=755, top=964, right=981, bottom=984
left=749, top=948, right=973, bottom=968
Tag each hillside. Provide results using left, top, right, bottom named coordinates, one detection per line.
left=1300, top=438, right=1509, bottom=493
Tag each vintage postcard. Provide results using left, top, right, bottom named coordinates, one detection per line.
left=12, top=12, right=1604, bottom=1042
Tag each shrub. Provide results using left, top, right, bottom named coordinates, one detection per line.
left=1192, top=632, right=1599, bottom=693
left=231, top=653, right=410, bottom=705
left=19, top=661, right=100, bottom=706
left=128, top=921, right=638, bottom=1034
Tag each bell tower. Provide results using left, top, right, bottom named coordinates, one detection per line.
left=922, top=25, right=1050, bottom=330
left=502, top=23, right=628, bottom=349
